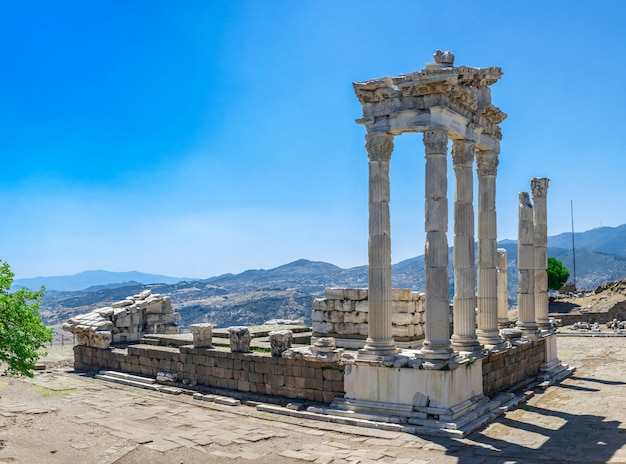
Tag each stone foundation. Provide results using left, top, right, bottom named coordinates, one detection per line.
left=312, top=288, right=425, bottom=348
left=73, top=343, right=344, bottom=404
left=73, top=334, right=547, bottom=405
left=481, top=337, right=546, bottom=396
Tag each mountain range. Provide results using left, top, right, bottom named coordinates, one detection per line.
left=33, top=224, right=626, bottom=330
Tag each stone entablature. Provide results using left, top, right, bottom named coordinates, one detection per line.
left=353, top=65, right=506, bottom=148
left=311, top=288, right=424, bottom=347
left=63, top=290, right=180, bottom=348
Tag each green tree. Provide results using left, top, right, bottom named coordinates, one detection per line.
left=0, top=261, right=52, bottom=377
left=547, top=257, right=570, bottom=291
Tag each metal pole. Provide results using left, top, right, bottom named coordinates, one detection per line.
left=571, top=200, right=577, bottom=287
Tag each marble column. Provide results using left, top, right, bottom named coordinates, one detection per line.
left=450, top=140, right=481, bottom=353
left=475, top=150, right=503, bottom=347
left=532, top=178, right=550, bottom=331
left=420, top=129, right=453, bottom=359
left=517, top=192, right=539, bottom=339
left=497, top=248, right=509, bottom=328
left=359, top=132, right=398, bottom=358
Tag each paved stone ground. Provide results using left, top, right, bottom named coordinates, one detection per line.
left=0, top=337, right=624, bottom=463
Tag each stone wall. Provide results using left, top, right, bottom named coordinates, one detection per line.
left=63, top=290, right=180, bottom=348
left=553, top=302, right=626, bottom=327
left=312, top=288, right=425, bottom=346
left=73, top=343, right=344, bottom=404
left=481, top=338, right=546, bottom=397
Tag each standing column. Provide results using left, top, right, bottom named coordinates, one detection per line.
left=451, top=140, right=481, bottom=353
left=475, top=150, right=503, bottom=347
left=420, top=129, right=453, bottom=359
left=497, top=248, right=509, bottom=328
left=517, top=192, right=539, bottom=339
left=532, top=178, right=550, bottom=331
left=359, top=132, right=398, bottom=358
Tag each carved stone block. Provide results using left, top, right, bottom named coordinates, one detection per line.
left=190, top=323, right=213, bottom=348
left=228, top=326, right=251, bottom=353
left=269, top=330, right=293, bottom=357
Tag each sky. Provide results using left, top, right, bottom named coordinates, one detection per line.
left=2, top=1, right=626, bottom=280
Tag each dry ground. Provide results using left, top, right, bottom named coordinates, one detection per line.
left=0, top=338, right=625, bottom=464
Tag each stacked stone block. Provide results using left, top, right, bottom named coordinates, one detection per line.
left=312, top=288, right=425, bottom=343
left=63, top=290, right=180, bottom=348
left=73, top=343, right=344, bottom=404
left=481, top=338, right=546, bottom=396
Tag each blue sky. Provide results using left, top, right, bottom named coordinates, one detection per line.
left=2, top=1, right=625, bottom=279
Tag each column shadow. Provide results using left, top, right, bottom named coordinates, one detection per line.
left=424, top=377, right=625, bottom=463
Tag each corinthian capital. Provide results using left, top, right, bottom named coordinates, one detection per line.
left=476, top=150, right=499, bottom=177
left=365, top=132, right=394, bottom=161
left=451, top=140, right=475, bottom=169
left=423, top=129, right=449, bottom=155
left=531, top=177, right=550, bottom=198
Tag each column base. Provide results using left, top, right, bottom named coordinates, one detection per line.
left=451, top=335, right=483, bottom=354
left=519, top=327, right=540, bottom=341
left=418, top=340, right=454, bottom=360
left=357, top=338, right=401, bottom=361
left=476, top=330, right=504, bottom=349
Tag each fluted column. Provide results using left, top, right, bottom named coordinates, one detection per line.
left=475, top=150, right=503, bottom=347
left=450, top=140, right=481, bottom=353
left=497, top=248, right=509, bottom=328
left=532, top=178, right=550, bottom=331
left=517, top=192, right=539, bottom=339
left=359, top=132, right=398, bottom=358
left=420, top=129, right=453, bottom=359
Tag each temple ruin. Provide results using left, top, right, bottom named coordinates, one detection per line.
left=65, top=51, right=572, bottom=437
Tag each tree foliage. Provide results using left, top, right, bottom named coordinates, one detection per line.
left=547, top=257, right=570, bottom=291
left=0, top=261, right=52, bottom=377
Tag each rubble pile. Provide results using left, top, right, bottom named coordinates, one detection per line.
left=63, top=290, right=180, bottom=348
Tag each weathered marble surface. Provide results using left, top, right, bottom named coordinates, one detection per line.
left=228, top=326, right=251, bottom=353
left=269, top=329, right=293, bottom=357
left=190, top=323, right=213, bottom=348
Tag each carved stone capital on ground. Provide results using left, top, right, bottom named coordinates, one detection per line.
left=228, top=326, right=251, bottom=353
left=365, top=132, right=394, bottom=161
left=269, top=329, right=293, bottom=357
left=531, top=177, right=550, bottom=198
left=476, top=150, right=499, bottom=177
left=423, top=129, right=449, bottom=155
left=190, top=323, right=213, bottom=348
left=451, top=139, right=475, bottom=168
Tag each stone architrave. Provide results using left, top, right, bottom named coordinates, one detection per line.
left=228, top=326, right=251, bottom=353
left=358, top=132, right=399, bottom=359
left=269, top=329, right=293, bottom=357
left=475, top=150, right=503, bottom=347
left=517, top=192, right=539, bottom=339
left=420, top=129, right=453, bottom=359
left=497, top=248, right=509, bottom=328
left=190, top=323, right=213, bottom=348
left=450, top=139, right=481, bottom=353
left=532, top=178, right=550, bottom=331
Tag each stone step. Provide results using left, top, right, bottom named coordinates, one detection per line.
left=257, top=389, right=527, bottom=439
left=538, top=365, right=576, bottom=389
left=98, top=370, right=157, bottom=384
left=95, top=370, right=182, bottom=395
left=192, top=392, right=241, bottom=406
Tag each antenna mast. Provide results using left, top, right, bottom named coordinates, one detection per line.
left=571, top=200, right=577, bottom=287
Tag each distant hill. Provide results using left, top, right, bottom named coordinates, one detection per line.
left=15, top=270, right=188, bottom=292
left=38, top=224, right=626, bottom=329
left=548, top=224, right=626, bottom=257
